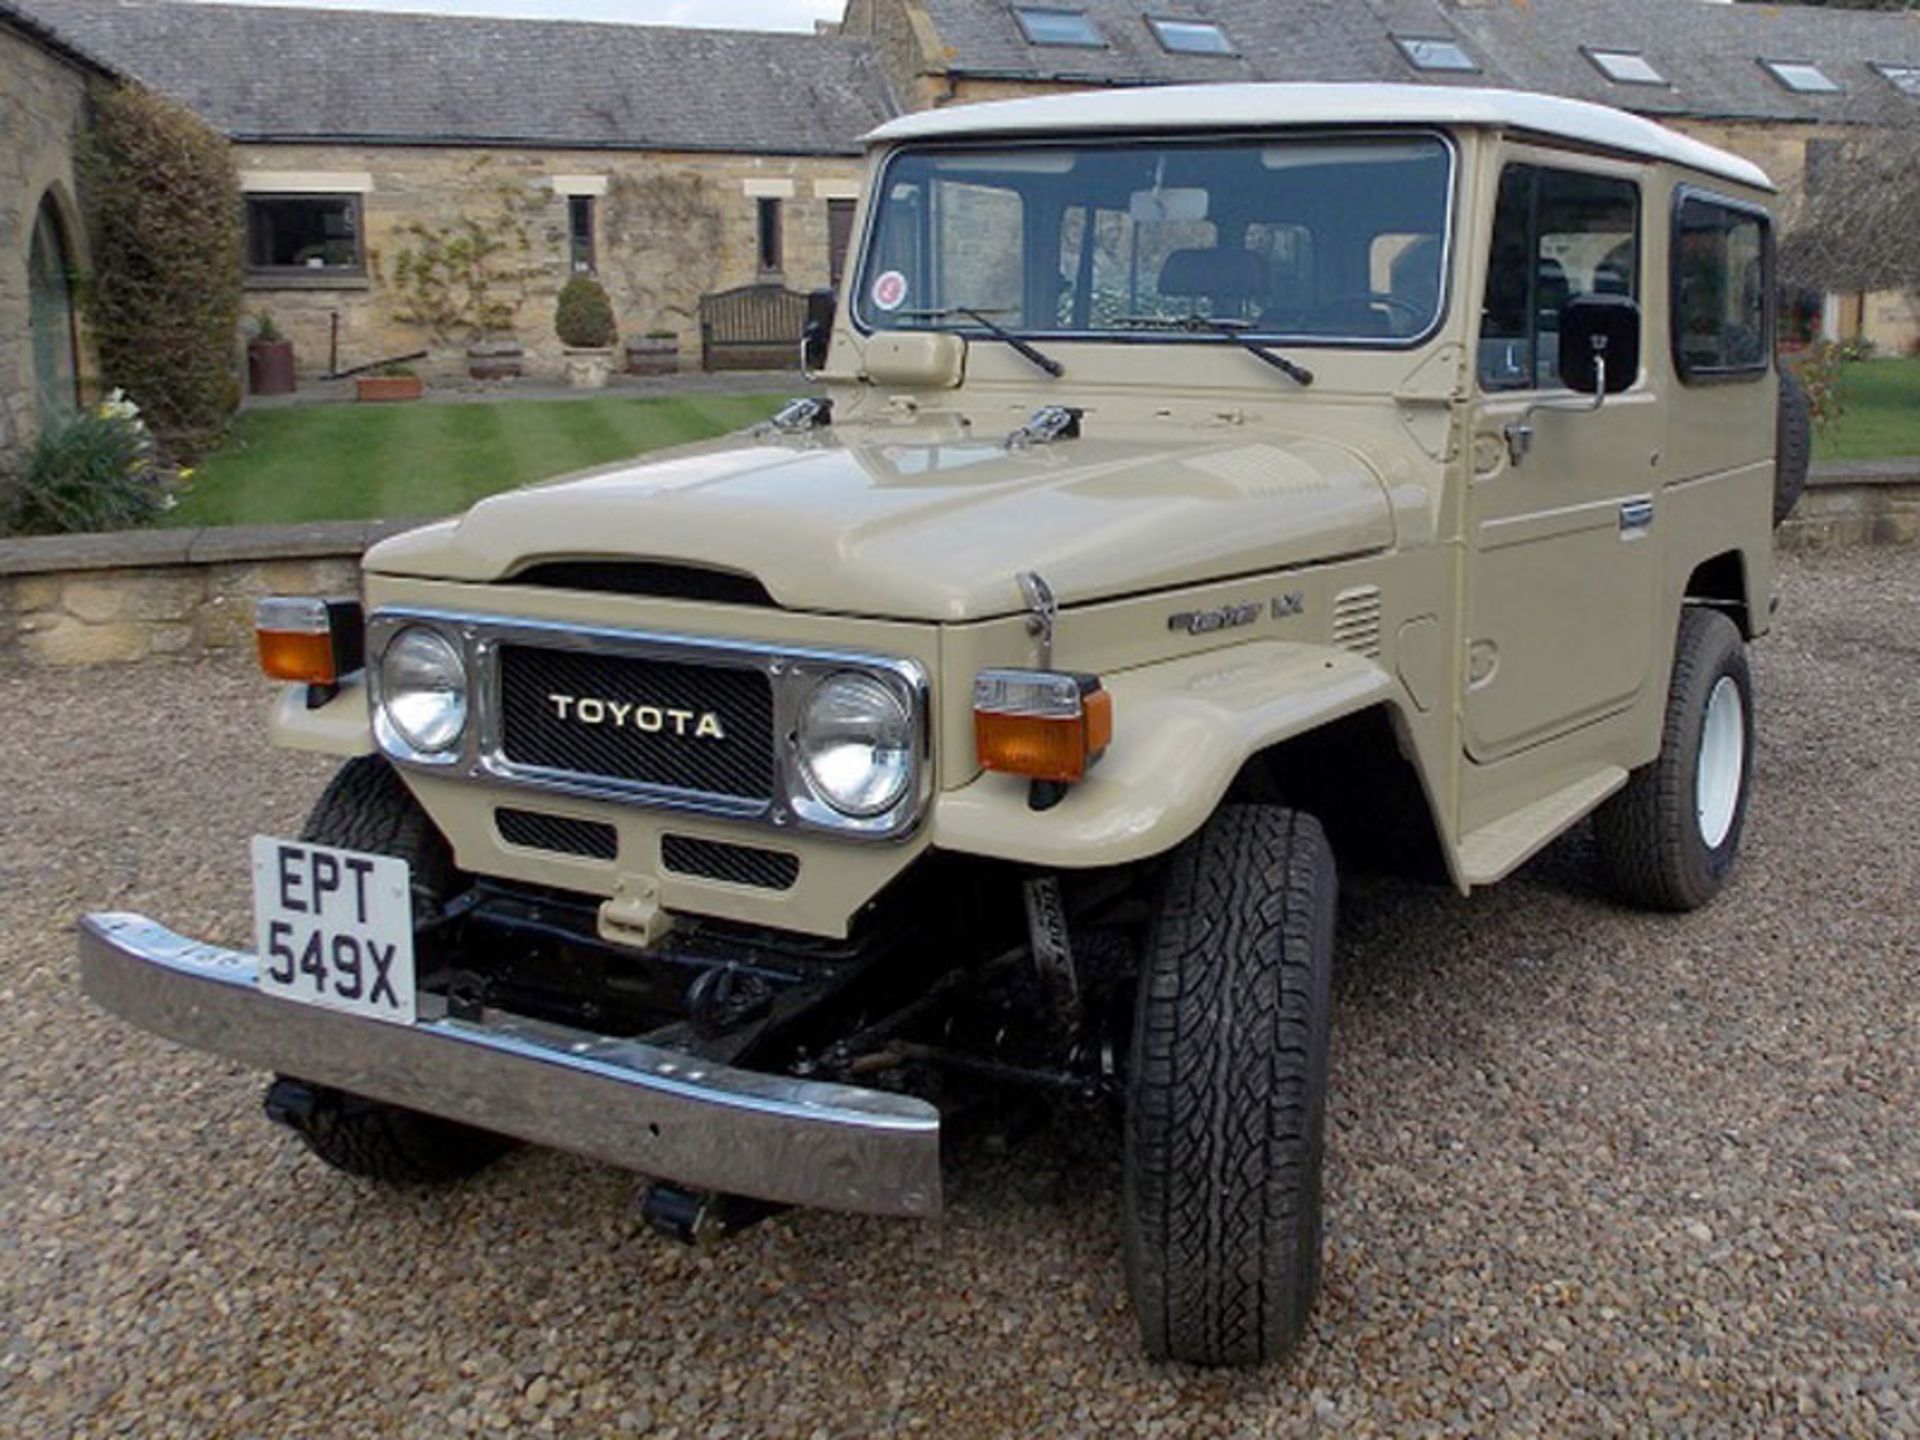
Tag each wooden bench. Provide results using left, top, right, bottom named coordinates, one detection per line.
left=698, top=284, right=808, bottom=372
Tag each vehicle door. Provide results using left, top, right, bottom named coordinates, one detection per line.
left=1465, top=152, right=1664, bottom=761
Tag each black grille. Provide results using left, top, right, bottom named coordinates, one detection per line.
left=510, top=561, right=775, bottom=608
left=498, top=645, right=774, bottom=799
left=662, top=835, right=800, bottom=891
left=496, top=808, right=619, bottom=861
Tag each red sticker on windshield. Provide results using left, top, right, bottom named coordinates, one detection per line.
left=872, top=270, right=908, bottom=312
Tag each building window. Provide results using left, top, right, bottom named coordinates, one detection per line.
left=245, top=194, right=364, bottom=277
left=568, top=195, right=596, bottom=274
left=1147, top=17, right=1233, bottom=56
left=1673, top=193, right=1771, bottom=382
left=757, top=197, right=783, bottom=274
left=1396, top=36, right=1477, bottom=73
left=28, top=193, right=80, bottom=427
left=1874, top=63, right=1920, bottom=97
left=1479, top=164, right=1640, bottom=392
left=1012, top=7, right=1103, bottom=48
left=1761, top=60, right=1841, bottom=95
left=1584, top=48, right=1667, bottom=86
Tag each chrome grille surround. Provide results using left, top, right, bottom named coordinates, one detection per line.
left=366, top=609, right=932, bottom=842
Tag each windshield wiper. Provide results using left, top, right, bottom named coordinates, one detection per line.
left=1115, top=315, right=1314, bottom=387
left=896, top=306, right=1064, bottom=379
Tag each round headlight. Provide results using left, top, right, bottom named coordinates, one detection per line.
left=796, top=672, right=915, bottom=818
left=379, top=626, right=468, bottom=754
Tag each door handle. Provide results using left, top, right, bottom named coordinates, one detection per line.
left=1618, top=497, right=1655, bottom=536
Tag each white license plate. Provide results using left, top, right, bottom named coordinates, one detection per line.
left=250, top=836, right=417, bottom=1024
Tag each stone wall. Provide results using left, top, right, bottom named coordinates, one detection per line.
left=0, top=521, right=412, bottom=667
left=0, top=22, right=96, bottom=466
left=234, top=142, right=867, bottom=381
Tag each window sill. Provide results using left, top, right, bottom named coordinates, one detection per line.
left=245, top=273, right=372, bottom=292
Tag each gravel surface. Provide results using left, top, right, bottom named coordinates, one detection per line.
left=3, top=548, right=1917, bottom=1438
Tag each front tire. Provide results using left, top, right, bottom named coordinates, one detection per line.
left=1593, top=608, right=1754, bottom=911
left=1123, top=805, right=1336, bottom=1367
left=270, top=756, right=515, bottom=1183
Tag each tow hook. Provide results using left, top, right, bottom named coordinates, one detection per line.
left=639, top=1183, right=786, bottom=1246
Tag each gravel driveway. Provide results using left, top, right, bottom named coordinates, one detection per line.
left=3, top=549, right=1916, bottom=1439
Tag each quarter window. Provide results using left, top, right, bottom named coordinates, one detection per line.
left=1673, top=194, right=1770, bottom=382
left=1479, top=165, right=1640, bottom=392
left=245, top=194, right=364, bottom=277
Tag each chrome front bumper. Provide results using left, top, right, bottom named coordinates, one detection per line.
left=78, top=912, right=941, bottom=1218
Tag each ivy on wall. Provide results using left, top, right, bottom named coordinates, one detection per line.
left=79, top=84, right=245, bottom=461
left=379, top=159, right=545, bottom=345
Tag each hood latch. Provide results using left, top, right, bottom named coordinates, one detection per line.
left=1004, top=406, right=1082, bottom=451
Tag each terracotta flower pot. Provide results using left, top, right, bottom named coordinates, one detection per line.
left=356, top=374, right=424, bottom=403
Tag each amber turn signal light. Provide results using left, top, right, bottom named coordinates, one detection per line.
left=973, top=668, right=1113, bottom=784
left=255, top=596, right=364, bottom=685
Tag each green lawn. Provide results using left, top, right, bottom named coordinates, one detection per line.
left=164, top=393, right=788, bottom=526
left=1814, top=357, right=1920, bottom=463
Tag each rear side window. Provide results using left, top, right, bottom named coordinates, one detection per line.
left=1479, top=164, right=1640, bottom=391
left=1673, top=194, right=1771, bottom=382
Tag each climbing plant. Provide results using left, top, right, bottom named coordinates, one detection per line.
left=381, top=160, right=545, bottom=345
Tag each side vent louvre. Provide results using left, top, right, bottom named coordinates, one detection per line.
left=496, top=808, right=619, bottom=861
left=661, top=835, right=800, bottom=891
left=1331, top=585, right=1383, bottom=658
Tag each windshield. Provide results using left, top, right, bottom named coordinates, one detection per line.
left=855, top=133, right=1455, bottom=346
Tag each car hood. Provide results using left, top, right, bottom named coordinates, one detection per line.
left=366, top=425, right=1396, bottom=621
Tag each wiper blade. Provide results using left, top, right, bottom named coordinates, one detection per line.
left=1114, top=314, right=1314, bottom=387
left=896, top=306, right=1064, bottom=379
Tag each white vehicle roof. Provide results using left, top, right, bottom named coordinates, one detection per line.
left=866, top=83, right=1774, bottom=193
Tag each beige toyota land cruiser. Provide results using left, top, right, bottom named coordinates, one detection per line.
left=80, top=84, right=1809, bottom=1367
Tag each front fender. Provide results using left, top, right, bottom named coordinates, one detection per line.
left=269, top=675, right=375, bottom=757
left=930, top=642, right=1397, bottom=869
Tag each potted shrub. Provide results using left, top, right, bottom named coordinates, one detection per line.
left=356, top=362, right=425, bottom=403
left=246, top=311, right=297, bottom=396
left=626, top=328, right=680, bottom=377
left=556, top=277, right=618, bottom=389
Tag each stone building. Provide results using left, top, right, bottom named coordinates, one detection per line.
left=842, top=0, right=1920, bottom=351
left=0, top=1, right=112, bottom=468
left=21, top=0, right=1920, bottom=380
left=33, top=0, right=896, bottom=378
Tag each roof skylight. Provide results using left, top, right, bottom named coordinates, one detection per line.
left=1762, top=59, right=1841, bottom=95
left=1874, top=63, right=1920, bottom=97
left=1395, top=36, right=1478, bottom=74
left=1012, top=6, right=1104, bottom=48
left=1147, top=17, right=1234, bottom=56
left=1585, top=48, right=1667, bottom=87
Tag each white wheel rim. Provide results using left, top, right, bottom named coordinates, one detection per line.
left=1696, top=675, right=1745, bottom=850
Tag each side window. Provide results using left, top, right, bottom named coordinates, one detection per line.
left=1673, top=195, right=1770, bottom=381
left=1479, top=164, right=1639, bottom=391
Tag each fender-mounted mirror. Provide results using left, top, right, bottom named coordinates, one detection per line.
left=801, top=287, right=836, bottom=376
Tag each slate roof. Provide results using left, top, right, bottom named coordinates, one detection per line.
left=0, top=0, right=122, bottom=76
left=914, top=0, right=1920, bottom=124
left=20, top=0, right=898, bottom=153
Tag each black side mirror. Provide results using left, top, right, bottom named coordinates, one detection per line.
left=801, top=287, right=836, bottom=374
left=1559, top=293, right=1640, bottom=395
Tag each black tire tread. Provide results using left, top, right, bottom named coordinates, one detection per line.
left=278, top=757, right=512, bottom=1184
left=1124, top=804, right=1336, bottom=1368
left=1775, top=368, right=1812, bottom=527
left=1593, top=608, right=1750, bottom=912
